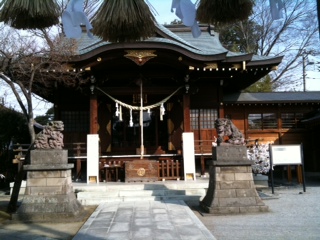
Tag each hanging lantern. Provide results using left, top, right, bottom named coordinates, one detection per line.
left=0, top=0, right=60, bottom=29
left=196, top=0, right=254, bottom=25
left=91, top=0, right=156, bottom=42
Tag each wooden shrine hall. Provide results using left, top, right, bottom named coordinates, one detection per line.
left=36, top=24, right=320, bottom=182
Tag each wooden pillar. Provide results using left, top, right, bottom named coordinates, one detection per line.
left=218, top=85, right=224, bottom=118
left=90, top=94, right=98, bottom=134
left=183, top=94, right=191, bottom=132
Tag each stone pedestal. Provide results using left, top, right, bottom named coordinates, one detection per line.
left=200, top=146, right=268, bottom=214
left=12, top=150, right=86, bottom=222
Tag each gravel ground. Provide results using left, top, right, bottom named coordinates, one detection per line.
left=192, top=184, right=320, bottom=240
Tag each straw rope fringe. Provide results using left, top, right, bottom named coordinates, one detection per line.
left=196, top=0, right=254, bottom=25
left=92, top=0, right=156, bottom=42
left=0, top=0, right=59, bottom=29
left=96, top=86, right=183, bottom=111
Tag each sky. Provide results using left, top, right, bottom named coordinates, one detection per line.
left=306, top=55, right=320, bottom=91
left=148, top=0, right=197, bottom=24
left=148, top=0, right=180, bottom=24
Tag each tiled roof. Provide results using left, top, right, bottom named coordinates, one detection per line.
left=74, top=24, right=281, bottom=64
left=224, top=92, right=320, bottom=103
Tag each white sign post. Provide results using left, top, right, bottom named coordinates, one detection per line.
left=269, top=144, right=306, bottom=193
left=87, top=134, right=99, bottom=184
left=182, top=132, right=196, bottom=181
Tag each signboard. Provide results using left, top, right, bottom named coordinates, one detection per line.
left=269, top=144, right=306, bottom=193
left=270, top=145, right=302, bottom=165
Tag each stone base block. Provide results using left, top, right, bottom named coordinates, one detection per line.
left=14, top=149, right=85, bottom=222
left=12, top=209, right=89, bottom=223
left=201, top=148, right=269, bottom=215
left=200, top=204, right=269, bottom=215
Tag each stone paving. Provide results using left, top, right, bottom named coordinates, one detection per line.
left=73, top=200, right=215, bottom=240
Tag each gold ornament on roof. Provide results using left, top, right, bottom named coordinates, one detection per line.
left=205, top=63, right=218, bottom=69
left=124, top=50, right=157, bottom=66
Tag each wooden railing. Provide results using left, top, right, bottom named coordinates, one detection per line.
left=64, top=143, right=87, bottom=181
left=158, top=159, right=182, bottom=181
left=194, top=140, right=214, bottom=155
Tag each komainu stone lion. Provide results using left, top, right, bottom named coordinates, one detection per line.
left=34, top=121, right=64, bottom=149
left=214, top=118, right=245, bottom=145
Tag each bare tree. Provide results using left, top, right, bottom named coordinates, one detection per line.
left=0, top=1, right=101, bottom=212
left=0, top=24, right=91, bottom=212
left=0, top=27, right=85, bottom=141
left=216, top=0, right=319, bottom=91
left=0, top=0, right=102, bottom=213
left=254, top=0, right=319, bottom=90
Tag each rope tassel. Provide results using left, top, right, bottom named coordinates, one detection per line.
left=160, top=103, right=165, bottom=121
left=91, top=0, right=156, bottom=42
left=0, top=0, right=59, bottom=29
left=119, top=105, right=123, bottom=121
left=196, top=0, right=254, bottom=25
left=115, top=102, right=119, bottom=117
left=129, top=109, right=133, bottom=127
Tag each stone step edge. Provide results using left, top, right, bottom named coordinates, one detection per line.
left=77, top=190, right=206, bottom=198
left=77, top=195, right=204, bottom=204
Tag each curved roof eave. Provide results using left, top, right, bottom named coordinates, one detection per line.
left=72, top=24, right=283, bottom=67
left=71, top=39, right=229, bottom=63
left=247, top=56, right=284, bottom=66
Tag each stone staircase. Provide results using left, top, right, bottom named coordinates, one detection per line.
left=11, top=177, right=267, bottom=208
left=73, top=180, right=209, bottom=207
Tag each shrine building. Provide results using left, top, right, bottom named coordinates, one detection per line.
left=40, top=24, right=320, bottom=181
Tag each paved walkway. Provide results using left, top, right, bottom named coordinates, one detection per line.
left=73, top=200, right=215, bottom=240
left=1, top=177, right=319, bottom=240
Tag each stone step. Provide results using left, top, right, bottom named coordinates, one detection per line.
left=74, top=181, right=209, bottom=192
left=74, top=181, right=209, bottom=206
left=77, top=188, right=206, bottom=198
left=77, top=192, right=204, bottom=206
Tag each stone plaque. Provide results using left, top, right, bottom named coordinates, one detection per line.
left=213, top=145, right=248, bottom=161
left=125, top=160, right=158, bottom=182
